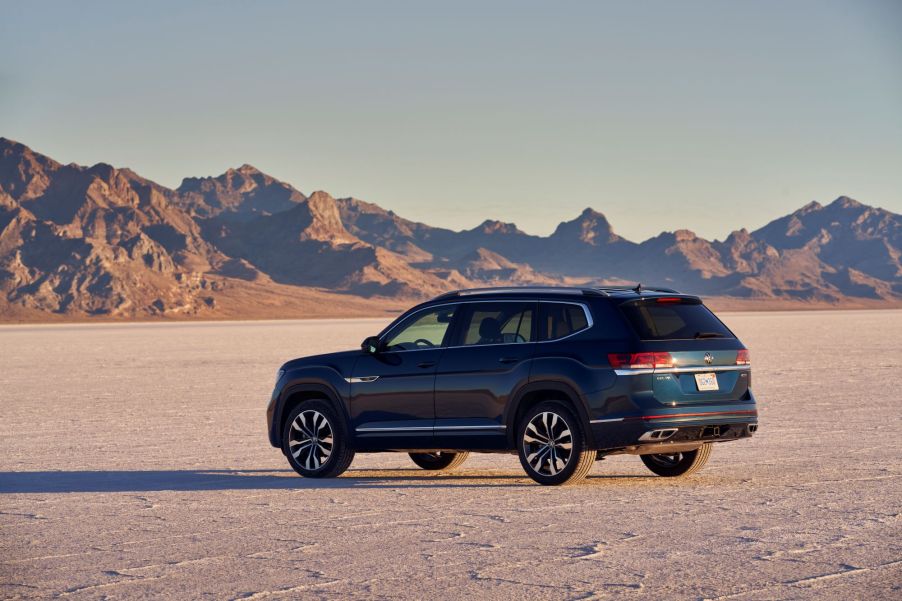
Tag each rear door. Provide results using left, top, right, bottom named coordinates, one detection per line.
left=619, top=298, right=750, bottom=404
left=434, top=301, right=538, bottom=448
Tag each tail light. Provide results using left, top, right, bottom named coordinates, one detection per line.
left=608, top=352, right=674, bottom=369
left=736, top=349, right=750, bottom=365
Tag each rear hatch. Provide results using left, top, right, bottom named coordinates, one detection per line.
left=619, top=297, right=750, bottom=405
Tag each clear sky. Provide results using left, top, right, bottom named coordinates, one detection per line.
left=2, top=1, right=900, bottom=242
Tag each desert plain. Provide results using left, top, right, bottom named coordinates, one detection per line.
left=1, top=310, right=900, bottom=600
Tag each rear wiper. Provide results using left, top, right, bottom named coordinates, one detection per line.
left=694, top=331, right=724, bottom=339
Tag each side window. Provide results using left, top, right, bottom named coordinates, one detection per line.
left=460, top=302, right=535, bottom=346
left=539, top=303, right=591, bottom=341
left=384, top=305, right=457, bottom=351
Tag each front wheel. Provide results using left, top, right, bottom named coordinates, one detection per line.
left=408, top=451, right=469, bottom=471
left=282, top=400, right=355, bottom=478
left=640, top=444, right=712, bottom=477
left=517, top=401, right=595, bottom=486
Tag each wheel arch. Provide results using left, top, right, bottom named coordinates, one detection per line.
left=505, top=381, right=596, bottom=449
left=273, top=382, right=347, bottom=448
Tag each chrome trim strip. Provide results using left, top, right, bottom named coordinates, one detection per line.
left=589, top=417, right=625, bottom=424
left=355, top=426, right=433, bottom=432
left=355, top=425, right=506, bottom=433
left=614, top=365, right=751, bottom=376
left=434, top=425, right=506, bottom=430
left=344, top=376, right=380, bottom=383
left=658, top=365, right=751, bottom=374
left=614, top=368, right=654, bottom=376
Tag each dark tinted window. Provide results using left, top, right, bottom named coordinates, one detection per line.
left=460, top=302, right=535, bottom=346
left=384, top=305, right=457, bottom=350
left=620, top=302, right=733, bottom=340
left=539, top=303, right=591, bottom=341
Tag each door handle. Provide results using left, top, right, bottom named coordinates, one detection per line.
left=417, top=361, right=436, bottom=369
left=498, top=357, right=519, bottom=364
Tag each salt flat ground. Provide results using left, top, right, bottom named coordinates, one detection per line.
left=1, top=311, right=900, bottom=600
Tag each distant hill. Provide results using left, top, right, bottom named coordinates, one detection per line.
left=1, top=137, right=899, bottom=320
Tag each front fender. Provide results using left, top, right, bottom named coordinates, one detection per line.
left=270, top=366, right=351, bottom=447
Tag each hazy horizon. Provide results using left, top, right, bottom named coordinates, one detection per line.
left=3, top=1, right=901, bottom=241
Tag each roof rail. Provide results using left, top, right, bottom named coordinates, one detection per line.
left=593, top=284, right=680, bottom=295
left=432, top=284, right=681, bottom=301
left=431, top=286, right=599, bottom=300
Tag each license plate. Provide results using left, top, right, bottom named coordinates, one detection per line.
left=694, top=372, right=719, bottom=391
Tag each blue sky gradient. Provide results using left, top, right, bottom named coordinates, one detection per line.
left=2, top=1, right=900, bottom=241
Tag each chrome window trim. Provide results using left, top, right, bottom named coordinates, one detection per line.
left=379, top=298, right=595, bottom=352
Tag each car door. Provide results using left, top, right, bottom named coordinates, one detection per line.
left=433, top=301, right=538, bottom=449
left=350, top=303, right=460, bottom=449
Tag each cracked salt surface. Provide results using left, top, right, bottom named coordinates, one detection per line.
left=1, top=311, right=900, bottom=599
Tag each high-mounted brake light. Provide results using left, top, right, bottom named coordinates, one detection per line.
left=656, top=297, right=682, bottom=304
left=608, top=352, right=674, bottom=369
left=736, top=349, right=750, bottom=365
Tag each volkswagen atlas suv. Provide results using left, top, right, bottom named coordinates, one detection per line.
left=266, top=286, right=758, bottom=485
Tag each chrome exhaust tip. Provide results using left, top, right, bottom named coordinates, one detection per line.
left=638, top=428, right=678, bottom=442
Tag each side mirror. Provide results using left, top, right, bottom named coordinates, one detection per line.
left=361, top=336, right=381, bottom=354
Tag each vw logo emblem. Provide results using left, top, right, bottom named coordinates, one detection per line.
left=704, top=353, right=714, bottom=365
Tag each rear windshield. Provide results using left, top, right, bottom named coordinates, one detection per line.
left=620, top=301, right=734, bottom=340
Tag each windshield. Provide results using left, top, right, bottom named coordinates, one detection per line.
left=620, top=301, right=734, bottom=340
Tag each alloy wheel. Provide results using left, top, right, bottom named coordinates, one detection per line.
left=522, top=411, right=573, bottom=476
left=288, top=410, right=333, bottom=471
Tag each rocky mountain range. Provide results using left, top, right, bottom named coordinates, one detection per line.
left=1, top=137, right=899, bottom=320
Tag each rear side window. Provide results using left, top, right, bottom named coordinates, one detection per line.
left=620, top=301, right=733, bottom=340
left=459, top=302, right=535, bottom=345
left=539, top=303, right=591, bottom=341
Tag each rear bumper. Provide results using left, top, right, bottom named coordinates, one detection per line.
left=590, top=407, right=758, bottom=451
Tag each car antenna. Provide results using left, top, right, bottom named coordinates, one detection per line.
left=633, top=282, right=642, bottom=294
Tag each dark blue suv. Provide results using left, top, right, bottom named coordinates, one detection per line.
left=266, top=286, right=758, bottom=485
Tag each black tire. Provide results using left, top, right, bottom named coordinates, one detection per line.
left=282, top=400, right=354, bottom=478
left=640, top=443, right=712, bottom=477
left=517, top=401, right=595, bottom=486
left=408, top=451, right=469, bottom=471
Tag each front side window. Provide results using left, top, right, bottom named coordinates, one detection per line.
left=460, top=302, right=535, bottom=346
left=383, top=305, right=457, bottom=351
left=539, top=303, right=591, bottom=341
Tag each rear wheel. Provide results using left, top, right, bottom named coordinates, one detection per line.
left=517, top=401, right=595, bottom=486
left=282, top=400, right=354, bottom=478
left=408, top=451, right=469, bottom=471
left=640, top=444, right=712, bottom=477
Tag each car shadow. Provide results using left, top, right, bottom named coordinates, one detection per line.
left=0, top=468, right=654, bottom=493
